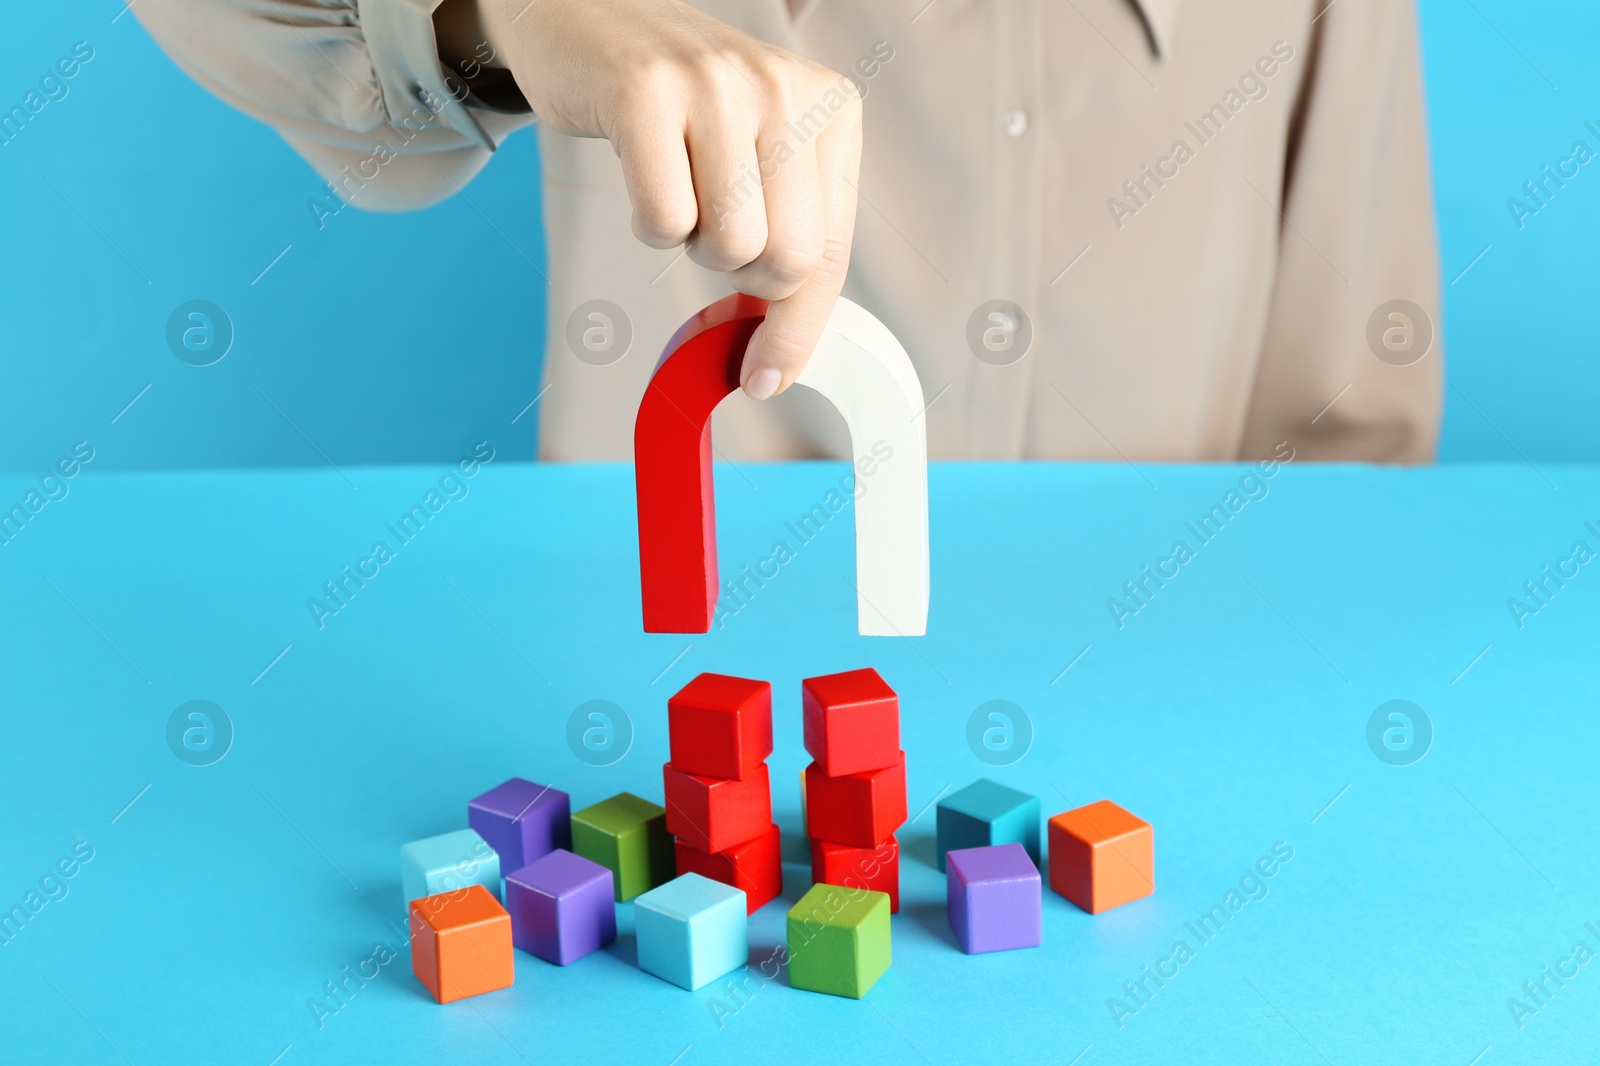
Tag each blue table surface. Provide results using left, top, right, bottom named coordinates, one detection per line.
left=3, top=458, right=1598, bottom=1065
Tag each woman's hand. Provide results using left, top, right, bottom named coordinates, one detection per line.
left=439, top=0, right=863, bottom=400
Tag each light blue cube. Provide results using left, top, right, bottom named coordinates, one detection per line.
left=400, top=828, right=500, bottom=910
left=634, top=873, right=747, bottom=991
left=936, top=779, right=1041, bottom=872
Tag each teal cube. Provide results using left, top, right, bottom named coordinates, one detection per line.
left=635, top=873, right=748, bottom=991
left=936, top=779, right=1040, bottom=872
left=400, top=829, right=500, bottom=910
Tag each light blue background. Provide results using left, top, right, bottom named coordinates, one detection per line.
left=0, top=460, right=1595, bottom=1063
left=2, top=1, right=1598, bottom=471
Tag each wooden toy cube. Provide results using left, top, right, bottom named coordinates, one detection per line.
left=667, top=673, right=773, bottom=780
left=571, top=792, right=675, bottom=901
left=675, top=823, right=783, bottom=913
left=803, top=668, right=900, bottom=776
left=803, top=752, right=907, bottom=848
left=468, top=778, right=571, bottom=872
left=786, top=883, right=891, bottom=999
left=409, top=884, right=514, bottom=1004
left=400, top=828, right=500, bottom=913
left=634, top=873, right=749, bottom=991
left=1048, top=799, right=1154, bottom=913
left=504, top=849, right=617, bottom=966
left=811, top=836, right=899, bottom=913
left=663, top=761, right=772, bottom=853
left=798, top=767, right=808, bottom=832
left=946, top=843, right=1042, bottom=954
left=936, top=778, right=1041, bottom=872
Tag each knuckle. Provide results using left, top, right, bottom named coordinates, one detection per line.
left=824, top=91, right=863, bottom=134
left=613, top=59, right=681, bottom=112
left=690, top=54, right=746, bottom=99
left=807, top=74, right=863, bottom=131
left=749, top=55, right=802, bottom=107
left=633, top=201, right=696, bottom=245
left=757, top=241, right=822, bottom=288
left=720, top=232, right=769, bottom=269
left=807, top=61, right=858, bottom=100
left=817, top=233, right=852, bottom=275
left=726, top=269, right=800, bottom=302
left=834, top=85, right=864, bottom=121
left=691, top=226, right=766, bottom=272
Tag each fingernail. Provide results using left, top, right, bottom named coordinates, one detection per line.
left=744, top=367, right=781, bottom=401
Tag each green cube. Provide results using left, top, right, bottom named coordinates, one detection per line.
left=786, top=883, right=891, bottom=999
left=571, top=792, right=674, bottom=901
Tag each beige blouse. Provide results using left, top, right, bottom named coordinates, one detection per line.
left=135, top=0, right=1442, bottom=462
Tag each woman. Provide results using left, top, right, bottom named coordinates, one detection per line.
left=135, top=0, right=1442, bottom=462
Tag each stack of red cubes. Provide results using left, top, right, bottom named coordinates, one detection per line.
left=663, top=672, right=784, bottom=913
left=802, top=668, right=906, bottom=911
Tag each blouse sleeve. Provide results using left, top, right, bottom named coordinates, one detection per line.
left=133, top=0, right=533, bottom=209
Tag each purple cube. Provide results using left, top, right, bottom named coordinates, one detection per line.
left=505, top=849, right=617, bottom=965
left=469, top=778, right=572, bottom=872
left=947, top=843, right=1042, bottom=955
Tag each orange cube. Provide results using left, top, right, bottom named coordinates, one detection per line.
left=1048, top=800, right=1153, bottom=913
left=409, top=884, right=514, bottom=1003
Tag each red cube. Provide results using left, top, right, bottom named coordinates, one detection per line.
left=668, top=673, right=773, bottom=780
left=675, top=823, right=783, bottom=913
left=804, top=752, right=907, bottom=848
left=663, top=761, right=772, bottom=853
left=811, top=836, right=900, bottom=912
left=802, top=668, right=900, bottom=776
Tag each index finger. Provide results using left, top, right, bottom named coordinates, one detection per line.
left=739, top=90, right=863, bottom=400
